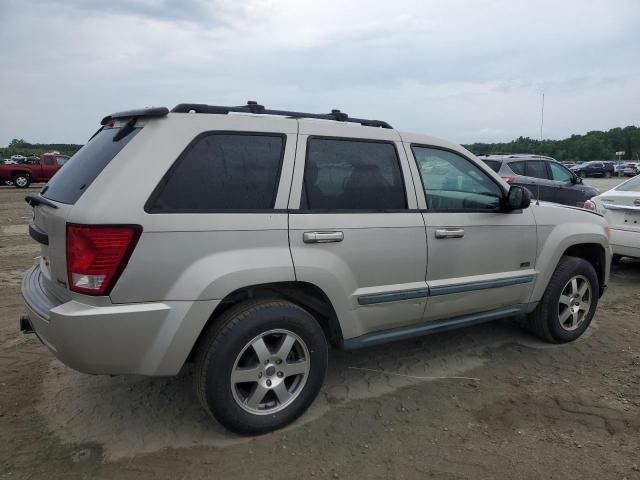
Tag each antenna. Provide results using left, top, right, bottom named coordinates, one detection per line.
left=539, top=93, right=545, bottom=141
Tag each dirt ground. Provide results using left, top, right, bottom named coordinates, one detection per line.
left=1, top=179, right=639, bottom=480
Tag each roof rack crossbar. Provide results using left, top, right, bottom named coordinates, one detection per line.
left=171, top=101, right=393, bottom=129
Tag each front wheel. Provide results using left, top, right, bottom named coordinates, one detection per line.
left=194, top=299, right=328, bottom=435
left=13, top=173, right=30, bottom=188
left=527, top=256, right=599, bottom=343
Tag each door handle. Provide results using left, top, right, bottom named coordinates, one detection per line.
left=435, top=228, right=464, bottom=239
left=303, top=231, right=344, bottom=244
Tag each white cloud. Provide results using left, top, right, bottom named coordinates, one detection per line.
left=0, top=0, right=638, bottom=145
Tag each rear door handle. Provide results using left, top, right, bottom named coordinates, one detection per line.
left=303, top=231, right=344, bottom=243
left=435, top=228, right=465, bottom=239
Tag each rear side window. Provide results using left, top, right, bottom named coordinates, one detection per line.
left=301, top=138, right=407, bottom=210
left=526, top=160, right=550, bottom=179
left=482, top=160, right=501, bottom=173
left=508, top=161, right=526, bottom=176
left=147, top=133, right=285, bottom=212
left=42, top=127, right=141, bottom=204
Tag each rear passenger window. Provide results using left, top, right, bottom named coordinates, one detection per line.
left=301, top=138, right=407, bottom=210
left=508, top=161, right=526, bottom=176
left=147, top=133, right=285, bottom=212
left=526, top=160, right=550, bottom=179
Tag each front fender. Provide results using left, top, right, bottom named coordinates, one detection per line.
left=530, top=221, right=610, bottom=301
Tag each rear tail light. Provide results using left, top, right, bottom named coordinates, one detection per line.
left=502, top=176, right=514, bottom=183
left=66, top=224, right=141, bottom=295
left=583, top=200, right=597, bottom=211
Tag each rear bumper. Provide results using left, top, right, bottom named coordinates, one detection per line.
left=610, top=228, right=640, bottom=259
left=21, top=264, right=218, bottom=376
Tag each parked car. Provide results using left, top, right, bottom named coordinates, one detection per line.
left=614, top=163, right=628, bottom=176
left=584, top=174, right=640, bottom=263
left=0, top=152, right=69, bottom=188
left=571, top=161, right=615, bottom=178
left=623, top=162, right=639, bottom=177
left=21, top=102, right=611, bottom=435
left=479, top=154, right=598, bottom=207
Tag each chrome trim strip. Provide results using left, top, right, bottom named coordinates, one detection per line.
left=358, top=288, right=430, bottom=306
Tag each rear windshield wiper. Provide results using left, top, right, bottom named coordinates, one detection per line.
left=113, top=117, right=137, bottom=142
left=25, top=193, right=58, bottom=209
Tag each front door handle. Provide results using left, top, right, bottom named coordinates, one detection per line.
left=435, top=228, right=464, bottom=239
left=303, top=231, right=344, bottom=244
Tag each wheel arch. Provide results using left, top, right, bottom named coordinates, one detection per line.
left=188, top=281, right=344, bottom=363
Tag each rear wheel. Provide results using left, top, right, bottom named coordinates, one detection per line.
left=527, top=256, right=598, bottom=343
left=195, top=299, right=328, bottom=435
left=12, top=173, right=30, bottom=188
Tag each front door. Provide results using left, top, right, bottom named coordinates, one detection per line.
left=288, top=124, right=427, bottom=340
left=407, top=145, right=538, bottom=322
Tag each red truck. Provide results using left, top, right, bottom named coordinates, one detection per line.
left=0, top=153, right=69, bottom=188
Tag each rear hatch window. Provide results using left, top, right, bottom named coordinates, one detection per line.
left=41, top=126, right=140, bottom=204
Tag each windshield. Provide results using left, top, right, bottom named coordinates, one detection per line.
left=41, top=127, right=140, bottom=204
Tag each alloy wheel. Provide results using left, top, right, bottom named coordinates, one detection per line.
left=230, top=329, right=310, bottom=415
left=557, top=275, right=592, bottom=331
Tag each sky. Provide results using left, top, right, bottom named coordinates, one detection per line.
left=0, top=0, right=638, bottom=146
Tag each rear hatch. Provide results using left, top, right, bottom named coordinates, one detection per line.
left=600, top=176, right=640, bottom=233
left=27, top=107, right=167, bottom=302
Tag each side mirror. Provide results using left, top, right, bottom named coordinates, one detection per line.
left=504, top=185, right=531, bottom=211
left=575, top=176, right=583, bottom=184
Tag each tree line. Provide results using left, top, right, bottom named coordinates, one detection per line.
left=464, top=125, right=639, bottom=161
left=3, top=125, right=639, bottom=162
left=0, top=139, right=82, bottom=159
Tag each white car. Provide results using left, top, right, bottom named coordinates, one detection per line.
left=623, top=163, right=639, bottom=177
left=585, top=175, right=640, bottom=262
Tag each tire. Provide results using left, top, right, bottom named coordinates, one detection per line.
left=194, top=299, right=328, bottom=435
left=12, top=173, right=30, bottom=188
left=604, top=171, right=612, bottom=178
left=611, top=254, right=622, bottom=265
left=527, top=256, right=599, bottom=343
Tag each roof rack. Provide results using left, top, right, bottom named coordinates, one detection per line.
left=171, top=101, right=393, bottom=129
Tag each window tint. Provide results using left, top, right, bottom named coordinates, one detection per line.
left=549, top=162, right=573, bottom=182
left=412, top=147, right=503, bottom=211
left=148, top=133, right=284, bottom=212
left=302, top=138, right=406, bottom=210
left=482, top=160, right=501, bottom=173
left=508, top=161, right=526, bottom=176
left=616, top=175, right=640, bottom=192
left=44, top=157, right=54, bottom=165
left=525, top=160, right=550, bottom=179
left=42, top=127, right=141, bottom=204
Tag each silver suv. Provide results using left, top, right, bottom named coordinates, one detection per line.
left=21, top=102, right=611, bottom=434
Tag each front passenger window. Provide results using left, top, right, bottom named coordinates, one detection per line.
left=549, top=162, right=573, bottom=183
left=412, top=147, right=503, bottom=211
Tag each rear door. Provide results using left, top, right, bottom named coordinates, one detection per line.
left=41, top=155, right=58, bottom=181
left=407, top=145, right=537, bottom=321
left=288, top=122, right=427, bottom=339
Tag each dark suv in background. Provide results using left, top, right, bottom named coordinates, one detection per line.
left=479, top=154, right=599, bottom=207
left=570, top=161, right=615, bottom=178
